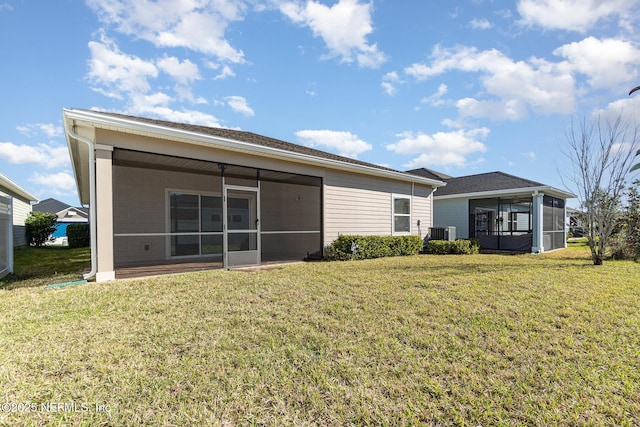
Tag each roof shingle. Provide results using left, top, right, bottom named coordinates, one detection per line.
left=88, top=110, right=406, bottom=176
left=430, top=171, right=545, bottom=196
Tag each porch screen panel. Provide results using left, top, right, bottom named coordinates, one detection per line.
left=543, top=195, right=565, bottom=251
left=112, top=148, right=223, bottom=268
left=469, top=197, right=533, bottom=252
left=469, top=198, right=499, bottom=250
left=260, top=171, right=322, bottom=261
left=201, top=196, right=223, bottom=255
left=170, top=193, right=199, bottom=256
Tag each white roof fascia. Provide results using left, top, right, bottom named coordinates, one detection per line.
left=63, top=109, right=446, bottom=188
left=434, top=186, right=576, bottom=200
left=0, top=172, right=38, bottom=202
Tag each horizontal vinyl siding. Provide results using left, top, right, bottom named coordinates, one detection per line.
left=412, top=184, right=433, bottom=237
left=324, top=171, right=413, bottom=245
left=11, top=198, right=31, bottom=247
left=433, top=198, right=469, bottom=238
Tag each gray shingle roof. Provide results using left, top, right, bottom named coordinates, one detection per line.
left=87, top=110, right=404, bottom=176
left=406, top=168, right=453, bottom=181
left=432, top=171, right=546, bottom=196
left=33, top=198, right=71, bottom=214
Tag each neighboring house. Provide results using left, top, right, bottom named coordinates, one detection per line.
left=0, top=173, right=38, bottom=278
left=33, top=198, right=89, bottom=240
left=566, top=207, right=585, bottom=237
left=63, top=109, right=446, bottom=282
left=409, top=169, right=575, bottom=253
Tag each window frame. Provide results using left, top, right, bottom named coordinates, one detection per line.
left=166, top=189, right=223, bottom=259
left=392, top=194, right=412, bottom=235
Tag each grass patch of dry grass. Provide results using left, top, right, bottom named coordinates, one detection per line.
left=0, top=243, right=639, bottom=425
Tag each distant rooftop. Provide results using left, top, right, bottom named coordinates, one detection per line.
left=406, top=168, right=453, bottom=182
left=406, top=169, right=575, bottom=199
left=434, top=171, right=546, bottom=196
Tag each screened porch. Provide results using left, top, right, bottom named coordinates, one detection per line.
left=111, top=149, right=323, bottom=273
left=468, top=194, right=566, bottom=252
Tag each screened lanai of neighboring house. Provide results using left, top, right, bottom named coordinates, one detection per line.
left=112, top=149, right=323, bottom=273
left=468, top=194, right=567, bottom=252
left=420, top=169, right=576, bottom=254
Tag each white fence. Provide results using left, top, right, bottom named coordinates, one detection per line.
left=0, top=195, right=13, bottom=279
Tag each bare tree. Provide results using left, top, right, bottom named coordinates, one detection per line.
left=562, top=113, right=640, bottom=265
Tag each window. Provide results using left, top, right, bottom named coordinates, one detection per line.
left=169, top=192, right=222, bottom=257
left=393, top=195, right=411, bottom=234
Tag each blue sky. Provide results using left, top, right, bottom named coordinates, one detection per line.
left=2, top=0, right=640, bottom=207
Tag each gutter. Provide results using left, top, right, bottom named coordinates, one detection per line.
left=434, top=186, right=576, bottom=200
left=63, top=114, right=97, bottom=281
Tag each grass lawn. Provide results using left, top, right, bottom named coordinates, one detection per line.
left=0, top=246, right=91, bottom=290
left=0, top=243, right=639, bottom=425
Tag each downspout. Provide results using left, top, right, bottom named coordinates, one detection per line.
left=63, top=117, right=97, bottom=280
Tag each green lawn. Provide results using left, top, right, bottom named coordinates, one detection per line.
left=0, top=246, right=90, bottom=290
left=0, top=243, right=639, bottom=425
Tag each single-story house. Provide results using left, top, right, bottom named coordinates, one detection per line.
left=409, top=169, right=575, bottom=253
left=0, top=173, right=38, bottom=278
left=63, top=109, right=446, bottom=282
left=33, top=198, right=89, bottom=241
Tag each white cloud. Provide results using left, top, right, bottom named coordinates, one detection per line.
left=0, top=4, right=13, bottom=12
left=29, top=172, right=77, bottom=192
left=0, top=142, right=70, bottom=169
left=495, top=9, right=513, bottom=19
left=421, top=84, right=448, bottom=106
left=381, top=71, right=401, bottom=96
left=125, top=103, right=224, bottom=127
left=404, top=44, right=576, bottom=119
left=156, top=56, right=201, bottom=85
left=295, top=129, right=372, bottom=158
left=386, top=128, right=489, bottom=168
left=591, top=96, right=640, bottom=126
left=553, top=37, right=640, bottom=90
left=469, top=18, right=492, bottom=29
left=456, top=97, right=529, bottom=121
left=209, top=64, right=236, bottom=80
left=86, top=0, right=246, bottom=63
left=87, top=35, right=158, bottom=98
left=522, top=151, right=536, bottom=161
left=280, top=0, right=387, bottom=68
left=16, top=123, right=63, bottom=138
left=517, top=0, right=637, bottom=33
left=225, top=96, right=255, bottom=116
left=86, top=35, right=223, bottom=126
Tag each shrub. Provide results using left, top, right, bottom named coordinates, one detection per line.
left=25, top=212, right=57, bottom=247
left=423, top=239, right=479, bottom=255
left=325, top=235, right=423, bottom=261
left=67, top=223, right=90, bottom=248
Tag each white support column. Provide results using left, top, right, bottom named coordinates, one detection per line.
left=95, top=144, right=115, bottom=281
left=531, top=192, right=544, bottom=253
